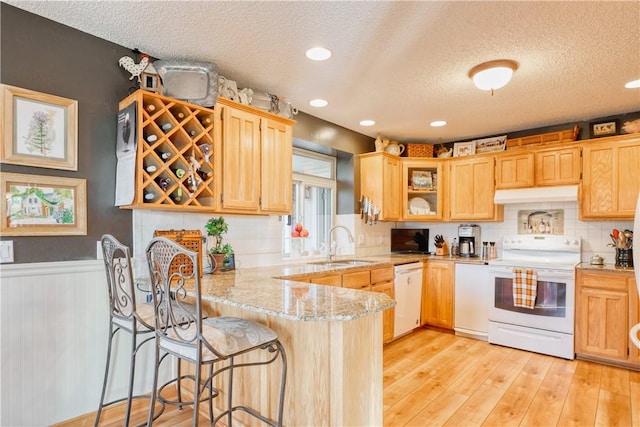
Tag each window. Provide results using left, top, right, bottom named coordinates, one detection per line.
left=283, top=149, right=336, bottom=257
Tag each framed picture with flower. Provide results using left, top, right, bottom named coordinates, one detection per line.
left=1, top=84, right=78, bottom=170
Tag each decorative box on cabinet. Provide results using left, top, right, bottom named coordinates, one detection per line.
left=580, top=134, right=640, bottom=219
left=448, top=155, right=502, bottom=221
left=575, top=269, right=639, bottom=369
left=360, top=152, right=401, bottom=221
left=402, top=159, right=445, bottom=221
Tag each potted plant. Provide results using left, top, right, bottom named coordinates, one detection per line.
left=204, top=216, right=233, bottom=273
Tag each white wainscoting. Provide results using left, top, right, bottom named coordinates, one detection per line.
left=0, top=260, right=162, bottom=426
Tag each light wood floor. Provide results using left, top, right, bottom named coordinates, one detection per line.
left=69, top=327, right=640, bottom=426
left=384, top=328, right=640, bottom=427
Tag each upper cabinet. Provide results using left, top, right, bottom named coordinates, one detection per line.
left=495, top=146, right=580, bottom=189
left=581, top=134, right=640, bottom=219
left=118, top=90, right=218, bottom=212
left=402, top=159, right=445, bottom=221
left=118, top=92, right=294, bottom=215
left=448, top=155, right=502, bottom=221
left=360, top=152, right=401, bottom=221
left=217, top=98, right=294, bottom=215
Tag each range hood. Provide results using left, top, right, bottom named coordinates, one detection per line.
left=493, top=185, right=579, bottom=204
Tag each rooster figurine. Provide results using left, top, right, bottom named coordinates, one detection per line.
left=118, top=54, right=149, bottom=83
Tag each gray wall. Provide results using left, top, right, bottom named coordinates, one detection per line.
left=0, top=3, right=134, bottom=262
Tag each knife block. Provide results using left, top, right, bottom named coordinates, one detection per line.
left=435, top=242, right=449, bottom=256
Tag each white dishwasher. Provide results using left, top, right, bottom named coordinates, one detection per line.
left=393, top=262, right=423, bottom=339
left=454, top=263, right=489, bottom=340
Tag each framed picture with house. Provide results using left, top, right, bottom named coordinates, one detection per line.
left=0, top=172, right=87, bottom=236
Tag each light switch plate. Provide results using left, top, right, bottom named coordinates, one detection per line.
left=0, top=241, right=14, bottom=263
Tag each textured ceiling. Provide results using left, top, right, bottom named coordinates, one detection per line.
left=5, top=1, right=640, bottom=143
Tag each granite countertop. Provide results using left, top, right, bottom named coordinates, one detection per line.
left=137, top=255, right=489, bottom=322
left=576, top=262, right=635, bottom=273
left=188, top=254, right=489, bottom=322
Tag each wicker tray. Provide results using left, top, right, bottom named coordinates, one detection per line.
left=407, top=143, right=434, bottom=158
left=153, top=229, right=203, bottom=277
left=506, top=124, right=579, bottom=149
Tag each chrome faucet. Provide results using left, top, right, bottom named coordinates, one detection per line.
left=328, top=225, right=354, bottom=261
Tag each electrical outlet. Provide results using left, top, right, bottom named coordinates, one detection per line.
left=0, top=241, right=14, bottom=263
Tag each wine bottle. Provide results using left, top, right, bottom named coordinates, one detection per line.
left=188, top=130, right=197, bottom=137
left=156, top=177, right=172, bottom=191
left=176, top=112, right=185, bottom=119
left=146, top=134, right=158, bottom=143
left=144, top=192, right=155, bottom=202
left=161, top=123, right=172, bottom=132
left=146, top=104, right=156, bottom=113
left=197, top=170, right=213, bottom=181
left=145, top=165, right=157, bottom=173
left=201, top=117, right=212, bottom=126
left=156, top=150, right=172, bottom=161
left=172, top=188, right=183, bottom=203
left=173, top=168, right=186, bottom=178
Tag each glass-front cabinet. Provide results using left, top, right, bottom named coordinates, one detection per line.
left=402, top=159, right=445, bottom=221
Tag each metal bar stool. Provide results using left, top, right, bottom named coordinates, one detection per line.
left=145, top=237, right=287, bottom=426
left=95, top=234, right=164, bottom=426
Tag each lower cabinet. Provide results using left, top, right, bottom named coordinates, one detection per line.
left=301, top=265, right=396, bottom=342
left=421, top=260, right=454, bottom=329
left=575, top=270, right=639, bottom=368
left=370, top=266, right=395, bottom=343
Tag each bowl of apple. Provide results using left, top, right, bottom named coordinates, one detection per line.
left=291, top=223, right=309, bottom=238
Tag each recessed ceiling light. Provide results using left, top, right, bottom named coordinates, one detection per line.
left=305, top=47, right=332, bottom=61
left=430, top=120, right=447, bottom=127
left=309, top=99, right=328, bottom=107
left=360, top=120, right=375, bottom=127
left=625, top=79, right=640, bottom=89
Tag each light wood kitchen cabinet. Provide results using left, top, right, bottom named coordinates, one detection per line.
left=575, top=269, right=639, bottom=368
left=118, top=90, right=218, bottom=211
left=309, top=273, right=342, bottom=286
left=534, top=146, right=581, bottom=186
left=217, top=98, right=294, bottom=214
left=342, top=270, right=371, bottom=290
left=421, top=260, right=454, bottom=329
left=448, top=155, right=502, bottom=221
left=495, top=152, right=535, bottom=189
left=402, top=159, right=445, bottom=221
left=581, top=134, right=640, bottom=219
left=359, top=152, right=401, bottom=221
left=495, top=146, right=581, bottom=189
left=370, top=266, right=395, bottom=343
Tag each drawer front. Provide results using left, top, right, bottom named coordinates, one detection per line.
left=310, top=274, right=342, bottom=286
left=370, top=267, right=394, bottom=285
left=342, top=270, right=371, bottom=289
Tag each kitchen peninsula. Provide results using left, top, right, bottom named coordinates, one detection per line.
left=191, top=262, right=396, bottom=426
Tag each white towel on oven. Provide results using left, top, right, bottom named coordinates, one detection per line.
left=513, top=268, right=537, bottom=309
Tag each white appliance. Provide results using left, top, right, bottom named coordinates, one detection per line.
left=630, top=191, right=640, bottom=350
left=393, top=262, right=423, bottom=339
left=488, top=235, right=581, bottom=359
left=454, top=263, right=489, bottom=340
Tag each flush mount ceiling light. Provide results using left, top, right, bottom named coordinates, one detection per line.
left=309, top=99, right=328, bottom=107
left=360, top=120, right=375, bottom=126
left=468, top=59, right=518, bottom=94
left=625, top=79, right=640, bottom=89
left=430, top=120, right=447, bottom=127
left=305, top=47, right=332, bottom=61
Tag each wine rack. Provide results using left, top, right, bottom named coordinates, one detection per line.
left=119, top=90, right=218, bottom=211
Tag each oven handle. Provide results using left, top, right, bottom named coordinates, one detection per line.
left=489, top=265, right=575, bottom=280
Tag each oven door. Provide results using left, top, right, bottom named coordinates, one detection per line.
left=488, top=265, right=575, bottom=334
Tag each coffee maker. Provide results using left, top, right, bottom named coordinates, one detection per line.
left=458, top=224, right=481, bottom=257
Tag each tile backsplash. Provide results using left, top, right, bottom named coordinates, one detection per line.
left=132, top=201, right=632, bottom=275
